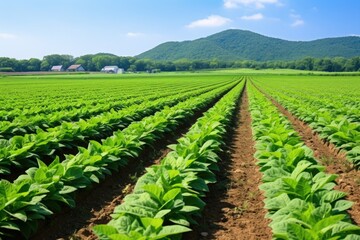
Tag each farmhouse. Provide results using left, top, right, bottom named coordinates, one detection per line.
left=67, top=64, right=85, bottom=72
left=101, top=66, right=124, bottom=74
left=51, top=65, right=64, bottom=71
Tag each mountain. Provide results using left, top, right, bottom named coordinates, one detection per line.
left=137, top=29, right=360, bottom=61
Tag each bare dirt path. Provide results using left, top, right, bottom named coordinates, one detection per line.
left=187, top=86, right=272, bottom=240
left=252, top=81, right=360, bottom=226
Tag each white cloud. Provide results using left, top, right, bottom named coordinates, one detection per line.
left=290, top=13, right=304, bottom=27
left=186, top=15, right=231, bottom=28
left=126, top=32, right=144, bottom=37
left=0, top=33, right=16, bottom=40
left=241, top=13, right=264, bottom=20
left=224, top=0, right=280, bottom=9
left=291, top=19, right=304, bottom=27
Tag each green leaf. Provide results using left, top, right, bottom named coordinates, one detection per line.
left=169, top=215, right=190, bottom=226
left=155, top=225, right=191, bottom=239
left=0, top=222, right=20, bottom=231
left=93, top=224, right=119, bottom=238
left=59, top=185, right=78, bottom=194
left=291, top=160, right=313, bottom=179
left=180, top=205, right=199, bottom=213
left=311, top=173, right=337, bottom=193
left=313, top=214, right=345, bottom=233
left=154, top=209, right=171, bottom=219
left=108, top=234, right=132, bottom=240
left=332, top=222, right=360, bottom=235
left=333, top=200, right=353, bottom=212
left=286, top=147, right=305, bottom=166
left=142, top=184, right=164, bottom=202
left=162, top=188, right=181, bottom=203
left=264, top=193, right=290, bottom=211
left=321, top=191, right=347, bottom=204
left=344, top=235, right=360, bottom=240
left=199, top=140, right=215, bottom=153
left=6, top=210, right=27, bottom=222
left=64, top=166, right=84, bottom=180
left=189, top=178, right=209, bottom=192
left=140, top=217, right=163, bottom=229
left=286, top=222, right=314, bottom=240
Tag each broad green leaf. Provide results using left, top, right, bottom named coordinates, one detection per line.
left=313, top=214, right=345, bottom=233
left=333, top=200, right=353, bottom=212
left=142, top=184, right=164, bottom=202
left=286, top=222, right=315, bottom=240
left=59, top=185, right=78, bottom=194
left=140, top=217, right=163, bottom=229
left=155, top=225, right=191, bottom=239
left=93, top=224, right=119, bottom=238
left=162, top=188, right=181, bottom=203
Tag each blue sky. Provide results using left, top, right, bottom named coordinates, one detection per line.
left=1, top=0, right=359, bottom=59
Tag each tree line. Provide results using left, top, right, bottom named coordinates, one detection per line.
left=1, top=53, right=360, bottom=72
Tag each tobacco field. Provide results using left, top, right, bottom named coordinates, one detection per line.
left=0, top=73, right=359, bottom=240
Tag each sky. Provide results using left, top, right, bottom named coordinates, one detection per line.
left=0, top=0, right=359, bottom=59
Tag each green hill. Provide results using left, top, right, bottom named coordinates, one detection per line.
left=137, top=29, right=360, bottom=61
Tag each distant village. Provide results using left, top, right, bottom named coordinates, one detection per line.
left=51, top=65, right=125, bottom=74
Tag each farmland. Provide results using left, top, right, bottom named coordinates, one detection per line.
left=0, top=72, right=360, bottom=239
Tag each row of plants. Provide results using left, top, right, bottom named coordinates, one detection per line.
left=93, top=80, right=245, bottom=239
left=0, top=76, right=231, bottom=115
left=253, top=77, right=360, bottom=119
left=0, top=79, right=223, bottom=122
left=0, top=77, right=167, bottom=110
left=0, top=92, right=140, bottom=122
left=0, top=83, right=136, bottom=113
left=0, top=80, right=229, bottom=138
left=0, top=78, right=241, bottom=239
left=252, top=77, right=360, bottom=166
left=0, top=80, right=238, bottom=175
left=247, top=81, right=360, bottom=239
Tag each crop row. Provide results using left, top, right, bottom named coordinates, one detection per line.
left=0, top=81, right=238, bottom=176
left=248, top=82, right=360, bottom=239
left=252, top=77, right=360, bottom=166
left=0, top=80, right=231, bottom=138
left=0, top=78, right=241, bottom=239
left=0, top=79, right=161, bottom=110
left=0, top=79, right=226, bottom=122
left=0, top=77, right=232, bottom=115
left=93, top=79, right=244, bottom=239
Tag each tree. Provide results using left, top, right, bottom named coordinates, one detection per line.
left=28, top=58, right=41, bottom=71
left=0, top=57, right=18, bottom=70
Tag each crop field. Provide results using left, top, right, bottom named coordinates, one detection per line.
left=0, top=73, right=359, bottom=239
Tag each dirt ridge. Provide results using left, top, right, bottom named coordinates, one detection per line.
left=187, top=84, right=272, bottom=239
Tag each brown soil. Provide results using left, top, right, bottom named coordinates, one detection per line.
left=185, top=86, right=272, bottom=239
left=252, top=82, right=360, bottom=226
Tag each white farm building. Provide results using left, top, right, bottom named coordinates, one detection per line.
left=51, top=65, right=64, bottom=71
left=67, top=64, right=85, bottom=72
left=101, top=66, right=124, bottom=74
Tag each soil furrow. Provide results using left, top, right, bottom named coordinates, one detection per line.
left=252, top=81, right=360, bottom=226
left=188, top=85, right=272, bottom=239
